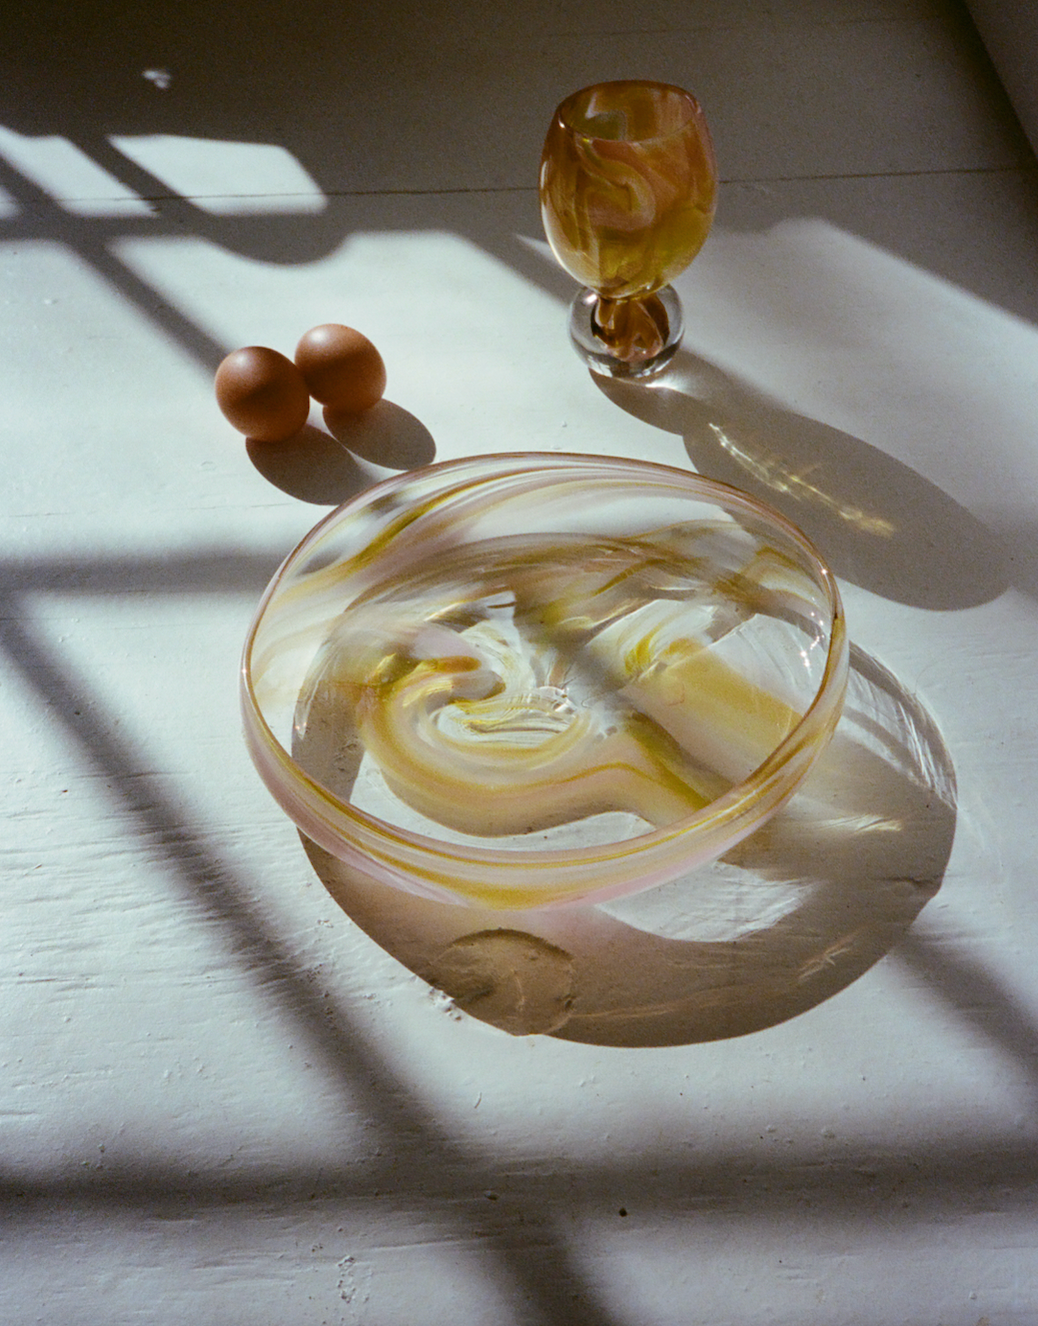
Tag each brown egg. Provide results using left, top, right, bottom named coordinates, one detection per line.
left=214, top=346, right=310, bottom=443
left=295, top=324, right=386, bottom=413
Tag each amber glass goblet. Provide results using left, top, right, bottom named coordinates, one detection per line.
left=540, top=80, right=717, bottom=379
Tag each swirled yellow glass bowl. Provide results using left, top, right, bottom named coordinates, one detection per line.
left=241, top=454, right=848, bottom=909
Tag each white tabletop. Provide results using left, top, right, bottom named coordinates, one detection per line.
left=4, top=2, right=1038, bottom=1322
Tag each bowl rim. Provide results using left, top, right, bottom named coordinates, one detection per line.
left=241, top=451, right=849, bottom=905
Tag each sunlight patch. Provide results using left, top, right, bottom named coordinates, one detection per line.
left=108, top=135, right=327, bottom=214
left=0, top=125, right=153, bottom=216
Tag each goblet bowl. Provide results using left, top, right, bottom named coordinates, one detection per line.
left=540, top=81, right=717, bottom=378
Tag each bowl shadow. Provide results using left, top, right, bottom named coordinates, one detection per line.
left=303, top=644, right=956, bottom=1047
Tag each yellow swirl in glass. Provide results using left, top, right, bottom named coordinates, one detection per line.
left=540, top=81, right=717, bottom=302
left=241, top=455, right=848, bottom=910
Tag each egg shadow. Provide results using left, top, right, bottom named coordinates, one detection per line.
left=595, top=352, right=1007, bottom=611
left=246, top=401, right=437, bottom=505
left=246, top=424, right=371, bottom=506
left=302, top=644, right=956, bottom=1046
left=323, top=399, right=437, bottom=471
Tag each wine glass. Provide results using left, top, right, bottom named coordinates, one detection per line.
left=540, top=80, right=717, bottom=379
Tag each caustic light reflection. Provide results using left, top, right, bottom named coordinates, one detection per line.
left=708, top=422, right=896, bottom=539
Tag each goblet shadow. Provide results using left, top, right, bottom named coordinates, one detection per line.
left=596, top=352, right=1007, bottom=611
left=302, top=644, right=956, bottom=1046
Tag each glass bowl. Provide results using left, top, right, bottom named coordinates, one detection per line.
left=241, top=453, right=849, bottom=909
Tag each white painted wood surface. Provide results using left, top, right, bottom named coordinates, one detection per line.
left=3, top=1, right=1038, bottom=1321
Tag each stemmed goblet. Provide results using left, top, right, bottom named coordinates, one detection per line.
left=540, top=80, right=717, bottom=379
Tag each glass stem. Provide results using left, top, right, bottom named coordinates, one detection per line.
left=592, top=293, right=670, bottom=365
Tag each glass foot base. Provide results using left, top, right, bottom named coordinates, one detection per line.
left=568, top=285, right=684, bottom=381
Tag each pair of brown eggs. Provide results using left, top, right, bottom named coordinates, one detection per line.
left=215, top=324, right=386, bottom=443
